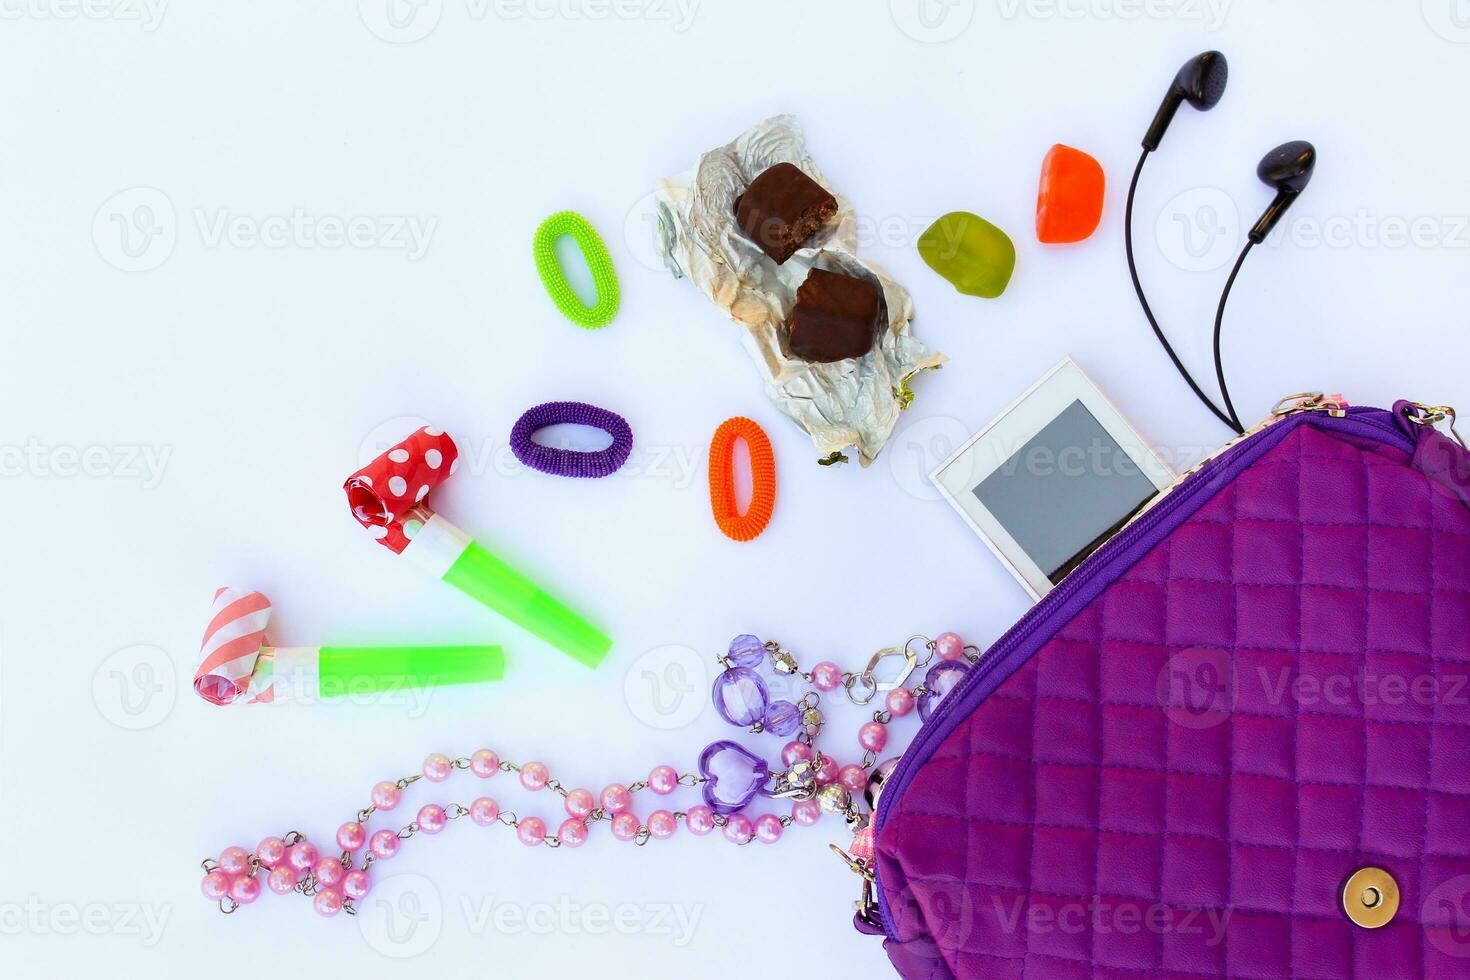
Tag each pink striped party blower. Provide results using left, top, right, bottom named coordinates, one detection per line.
left=193, top=588, right=504, bottom=705
left=343, top=425, right=611, bottom=668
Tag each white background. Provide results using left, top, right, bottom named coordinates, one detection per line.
left=3, top=1, right=1469, bottom=977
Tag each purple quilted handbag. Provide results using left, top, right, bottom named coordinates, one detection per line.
left=870, top=398, right=1470, bottom=979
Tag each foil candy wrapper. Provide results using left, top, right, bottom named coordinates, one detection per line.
left=654, top=114, right=945, bottom=467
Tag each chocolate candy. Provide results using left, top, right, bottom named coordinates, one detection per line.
left=789, top=269, right=881, bottom=363
left=734, top=163, right=837, bottom=265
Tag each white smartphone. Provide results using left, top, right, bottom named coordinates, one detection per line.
left=930, top=357, right=1175, bottom=601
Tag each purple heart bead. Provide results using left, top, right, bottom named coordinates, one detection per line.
left=918, top=660, right=970, bottom=722
left=698, top=740, right=770, bottom=814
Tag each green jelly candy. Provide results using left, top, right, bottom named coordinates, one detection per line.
left=917, top=212, right=1015, bottom=299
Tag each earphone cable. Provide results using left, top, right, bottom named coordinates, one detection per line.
left=1124, top=148, right=1245, bottom=435
left=1212, top=240, right=1254, bottom=433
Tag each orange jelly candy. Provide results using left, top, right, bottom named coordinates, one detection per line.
left=1035, top=144, right=1105, bottom=244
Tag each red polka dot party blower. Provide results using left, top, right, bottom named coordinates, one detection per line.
left=194, top=588, right=505, bottom=705
left=343, top=425, right=611, bottom=669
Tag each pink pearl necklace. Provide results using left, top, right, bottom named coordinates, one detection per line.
left=199, top=630, right=978, bottom=919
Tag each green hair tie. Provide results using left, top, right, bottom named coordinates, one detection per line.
left=532, top=211, right=620, bottom=329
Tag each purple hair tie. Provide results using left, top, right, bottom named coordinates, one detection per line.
left=510, top=401, right=633, bottom=479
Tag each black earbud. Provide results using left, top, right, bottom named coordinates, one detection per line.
left=1128, top=52, right=1320, bottom=435
left=1142, top=50, right=1228, bottom=151
left=1248, top=140, right=1316, bottom=243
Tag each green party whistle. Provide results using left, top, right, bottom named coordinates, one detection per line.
left=344, top=426, right=611, bottom=668
left=194, top=587, right=506, bottom=705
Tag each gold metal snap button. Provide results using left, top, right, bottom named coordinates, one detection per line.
left=1343, top=867, right=1399, bottom=929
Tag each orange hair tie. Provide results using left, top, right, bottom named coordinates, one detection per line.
left=709, top=417, right=777, bottom=542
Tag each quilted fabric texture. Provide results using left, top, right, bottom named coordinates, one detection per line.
left=877, top=420, right=1470, bottom=978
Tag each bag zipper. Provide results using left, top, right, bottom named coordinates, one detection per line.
left=867, top=395, right=1416, bottom=940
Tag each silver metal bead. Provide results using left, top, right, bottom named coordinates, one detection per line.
left=865, top=757, right=900, bottom=811
left=818, top=783, right=852, bottom=814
